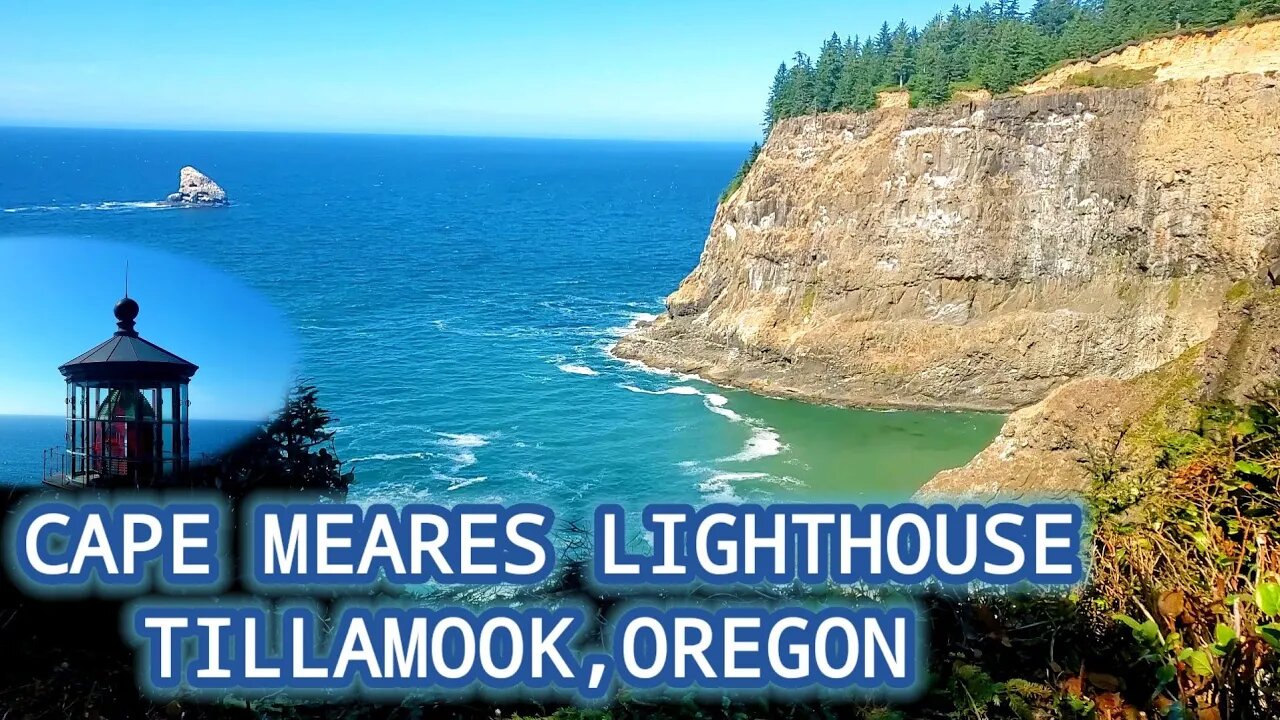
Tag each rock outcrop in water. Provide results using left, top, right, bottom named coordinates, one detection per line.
left=613, top=21, right=1280, bottom=413
left=166, top=166, right=227, bottom=206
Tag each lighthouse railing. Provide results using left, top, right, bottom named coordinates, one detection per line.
left=40, top=446, right=70, bottom=486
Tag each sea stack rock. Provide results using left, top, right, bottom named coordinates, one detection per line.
left=166, top=166, right=227, bottom=205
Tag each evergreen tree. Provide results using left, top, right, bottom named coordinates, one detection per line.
left=764, top=62, right=788, bottom=132
left=813, top=32, right=846, bottom=110
left=780, top=52, right=817, bottom=116
left=980, top=20, right=1044, bottom=92
left=1029, top=0, right=1079, bottom=35
left=874, top=21, right=894, bottom=56
left=887, top=21, right=915, bottom=86
left=834, top=45, right=877, bottom=110
left=910, top=32, right=953, bottom=105
left=207, top=382, right=349, bottom=496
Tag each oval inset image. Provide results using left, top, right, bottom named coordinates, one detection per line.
left=0, top=237, right=298, bottom=485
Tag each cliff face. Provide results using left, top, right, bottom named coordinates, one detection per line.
left=615, top=37, right=1280, bottom=411
left=917, top=287, right=1280, bottom=499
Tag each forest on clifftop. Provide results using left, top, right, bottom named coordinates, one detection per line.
left=764, top=0, right=1280, bottom=124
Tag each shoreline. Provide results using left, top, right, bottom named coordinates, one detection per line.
left=606, top=315, right=1010, bottom=416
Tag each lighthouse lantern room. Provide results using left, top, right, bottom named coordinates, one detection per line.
left=44, top=296, right=198, bottom=488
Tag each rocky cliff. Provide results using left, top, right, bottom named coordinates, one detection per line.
left=917, top=285, right=1280, bottom=498
left=614, top=22, right=1280, bottom=412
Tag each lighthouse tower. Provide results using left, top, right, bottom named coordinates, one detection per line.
left=43, top=296, right=198, bottom=488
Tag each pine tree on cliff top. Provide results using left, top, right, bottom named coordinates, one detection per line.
left=764, top=62, right=788, bottom=132
left=886, top=21, right=915, bottom=86
left=746, top=0, right=1277, bottom=146
left=910, top=31, right=954, bottom=105
left=814, top=32, right=845, bottom=111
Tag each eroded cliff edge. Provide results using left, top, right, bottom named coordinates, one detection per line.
left=615, top=29, right=1280, bottom=412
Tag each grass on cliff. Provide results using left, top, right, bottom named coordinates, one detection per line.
left=1065, top=65, right=1158, bottom=89
left=720, top=142, right=761, bottom=203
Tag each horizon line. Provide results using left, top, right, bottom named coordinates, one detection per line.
left=0, top=122, right=761, bottom=146
left=0, top=412, right=268, bottom=424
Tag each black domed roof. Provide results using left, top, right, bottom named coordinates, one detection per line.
left=59, top=297, right=198, bottom=383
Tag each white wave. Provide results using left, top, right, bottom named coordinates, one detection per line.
left=431, top=432, right=493, bottom=469
left=704, top=399, right=743, bottom=422
left=620, top=381, right=755, bottom=427
left=619, top=384, right=701, bottom=396
left=94, top=200, right=174, bottom=210
left=603, top=311, right=660, bottom=338
left=446, top=476, right=487, bottom=491
left=721, top=428, right=784, bottom=462
left=351, top=479, right=434, bottom=507
left=622, top=373, right=786, bottom=464
left=347, top=452, right=430, bottom=464
left=611, top=354, right=701, bottom=382
left=448, top=449, right=477, bottom=468
left=708, top=471, right=771, bottom=482
left=557, top=363, right=599, bottom=376
left=698, top=471, right=798, bottom=502
left=435, top=432, right=491, bottom=448
left=3, top=200, right=189, bottom=213
left=698, top=471, right=769, bottom=502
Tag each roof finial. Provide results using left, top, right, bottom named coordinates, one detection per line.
left=115, top=264, right=139, bottom=336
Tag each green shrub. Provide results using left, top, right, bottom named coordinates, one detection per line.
left=720, top=142, right=762, bottom=203
left=1065, top=66, right=1157, bottom=89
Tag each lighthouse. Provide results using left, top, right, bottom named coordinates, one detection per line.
left=43, top=296, right=198, bottom=488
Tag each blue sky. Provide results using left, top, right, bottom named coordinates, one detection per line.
left=0, top=1, right=944, bottom=141
left=0, top=238, right=298, bottom=420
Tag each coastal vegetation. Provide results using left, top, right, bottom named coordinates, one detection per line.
left=762, top=0, right=1280, bottom=127
left=197, top=382, right=349, bottom=496
left=718, top=0, right=1280, bottom=189
left=720, top=142, right=761, bottom=201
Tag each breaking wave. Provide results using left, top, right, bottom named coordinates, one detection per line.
left=347, top=451, right=431, bottom=464
left=2, top=200, right=191, bottom=213
left=557, top=363, right=600, bottom=376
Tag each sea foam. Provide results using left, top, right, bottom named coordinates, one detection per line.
left=557, top=363, right=600, bottom=376
left=2, top=200, right=188, bottom=213
left=620, top=382, right=784, bottom=461
left=619, top=384, right=701, bottom=396
left=435, top=432, right=491, bottom=448
left=720, top=428, right=783, bottom=462
left=347, top=451, right=431, bottom=464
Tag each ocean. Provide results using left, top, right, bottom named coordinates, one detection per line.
left=0, top=127, right=1003, bottom=513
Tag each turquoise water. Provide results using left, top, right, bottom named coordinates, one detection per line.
left=0, top=128, right=1003, bottom=509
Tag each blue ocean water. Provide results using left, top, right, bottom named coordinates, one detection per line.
left=0, top=128, right=1003, bottom=512
left=0, top=415, right=260, bottom=481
